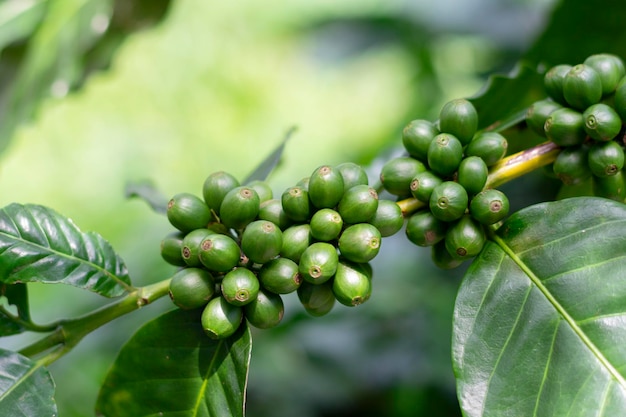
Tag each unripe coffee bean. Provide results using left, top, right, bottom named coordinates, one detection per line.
left=219, top=186, right=260, bottom=230
left=169, top=267, right=215, bottom=310
left=201, top=296, right=243, bottom=339
left=244, top=289, right=284, bottom=329
left=338, top=223, right=381, bottom=263
left=203, top=171, right=240, bottom=213
left=167, top=193, right=213, bottom=233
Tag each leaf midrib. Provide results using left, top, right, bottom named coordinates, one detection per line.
left=491, top=233, right=626, bottom=391
left=0, top=229, right=132, bottom=293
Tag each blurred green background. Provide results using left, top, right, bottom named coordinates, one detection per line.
left=2, top=0, right=625, bottom=415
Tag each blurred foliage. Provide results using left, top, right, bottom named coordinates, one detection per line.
left=0, top=0, right=171, bottom=153
left=1, top=0, right=626, bottom=416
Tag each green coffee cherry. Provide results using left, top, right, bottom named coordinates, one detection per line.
left=246, top=180, right=273, bottom=203
left=221, top=268, right=260, bottom=306
left=244, top=289, right=284, bottom=329
left=368, top=199, right=404, bottom=237
left=429, top=181, right=469, bottom=222
left=543, top=64, right=572, bottom=105
left=593, top=170, right=626, bottom=201
left=299, top=242, right=339, bottom=284
left=332, top=260, right=372, bottom=307
left=181, top=228, right=215, bottom=267
left=198, top=233, right=241, bottom=272
left=469, top=189, right=510, bottom=225
left=427, top=133, right=463, bottom=177
left=258, top=257, right=302, bottom=294
left=219, top=186, right=260, bottom=230
left=438, top=98, right=478, bottom=145
left=588, top=141, right=625, bottom=177
left=457, top=156, right=488, bottom=195
left=336, top=162, right=369, bottom=192
left=380, top=157, right=427, bottom=196
left=308, top=165, right=345, bottom=209
left=296, top=176, right=310, bottom=191
left=526, top=99, right=563, bottom=137
left=563, top=64, right=603, bottom=110
left=338, top=223, right=381, bottom=263
left=410, top=171, right=443, bottom=203
left=281, top=186, right=310, bottom=222
left=169, top=267, right=215, bottom=310
left=280, top=224, right=312, bottom=263
left=614, top=76, right=626, bottom=121
left=431, top=240, right=464, bottom=270
left=405, top=210, right=447, bottom=247
left=584, top=53, right=626, bottom=95
left=551, top=146, right=591, bottom=185
left=297, top=281, right=335, bottom=317
left=240, top=220, right=283, bottom=264
left=337, top=185, right=379, bottom=224
left=544, top=107, right=586, bottom=147
left=402, top=119, right=439, bottom=161
left=258, top=199, right=292, bottom=230
left=465, top=132, right=508, bottom=166
left=203, top=171, right=240, bottom=213
left=167, top=192, right=213, bottom=233
left=582, top=103, right=622, bottom=142
left=444, top=215, right=486, bottom=260
left=309, top=208, right=343, bottom=242
left=201, top=296, right=243, bottom=340
left=160, top=231, right=186, bottom=267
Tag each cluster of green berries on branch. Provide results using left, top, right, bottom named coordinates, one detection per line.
left=161, top=52, right=626, bottom=339
left=527, top=53, right=626, bottom=199
left=161, top=163, right=405, bottom=339
left=386, top=98, right=510, bottom=269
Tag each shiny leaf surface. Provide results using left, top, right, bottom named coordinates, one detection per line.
left=453, top=197, right=626, bottom=416
left=0, top=348, right=57, bottom=416
left=96, top=308, right=252, bottom=417
left=0, top=203, right=132, bottom=297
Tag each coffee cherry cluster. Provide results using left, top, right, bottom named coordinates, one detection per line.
left=161, top=164, right=405, bottom=339
left=386, top=98, right=510, bottom=269
left=526, top=53, right=626, bottom=200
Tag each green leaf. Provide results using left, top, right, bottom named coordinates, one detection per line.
left=0, top=0, right=47, bottom=50
left=468, top=62, right=544, bottom=131
left=0, top=203, right=132, bottom=297
left=0, top=0, right=114, bottom=154
left=453, top=197, right=626, bottom=416
left=0, top=348, right=57, bottom=416
left=0, top=284, right=29, bottom=336
left=125, top=180, right=169, bottom=214
left=525, top=0, right=626, bottom=67
left=96, top=308, right=252, bottom=417
left=242, top=126, right=296, bottom=184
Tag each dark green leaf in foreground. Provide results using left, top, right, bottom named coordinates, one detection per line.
left=96, top=308, right=252, bottom=417
left=453, top=197, right=626, bottom=416
left=0, top=203, right=132, bottom=297
left=0, top=348, right=57, bottom=416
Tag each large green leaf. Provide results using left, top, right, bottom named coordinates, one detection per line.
left=0, top=348, right=57, bottom=416
left=453, top=197, right=626, bottom=416
left=96, top=308, right=252, bottom=417
left=0, top=203, right=132, bottom=297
